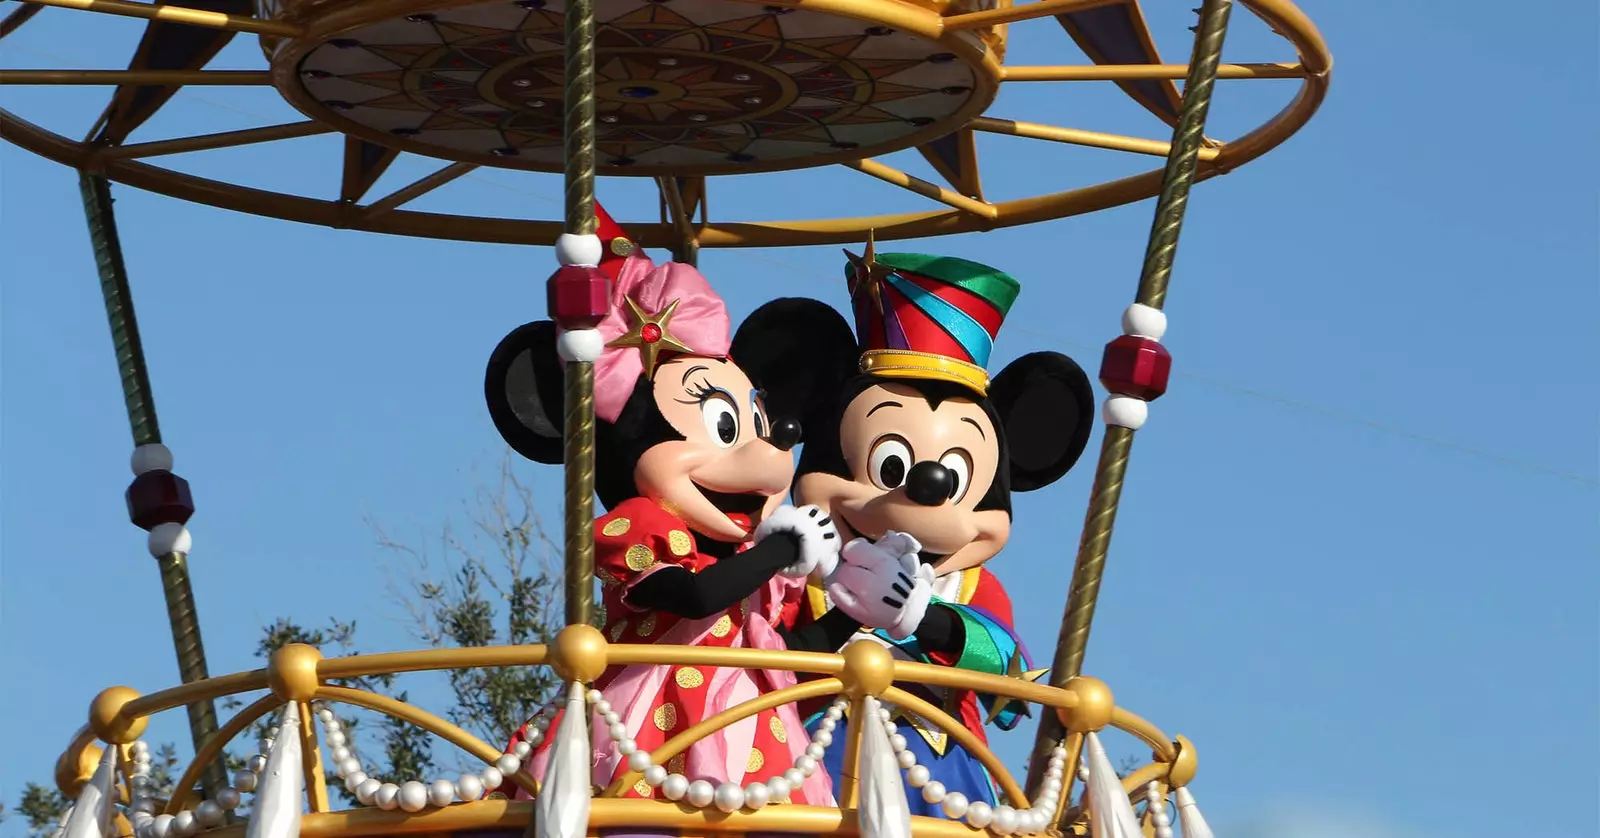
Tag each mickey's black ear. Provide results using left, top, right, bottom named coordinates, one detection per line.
left=484, top=320, right=566, bottom=465
left=731, top=297, right=860, bottom=430
left=989, top=351, right=1095, bottom=492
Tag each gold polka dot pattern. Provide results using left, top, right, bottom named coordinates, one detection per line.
left=769, top=715, right=787, bottom=743
left=654, top=703, right=679, bottom=731
left=602, top=517, right=632, bottom=537
left=746, top=748, right=764, bottom=773
left=710, top=615, right=733, bottom=637
left=625, top=544, right=655, bottom=571
left=668, top=529, right=693, bottom=556
left=675, top=667, right=705, bottom=689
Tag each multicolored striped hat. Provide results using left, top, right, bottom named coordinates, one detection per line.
left=844, top=236, right=1022, bottom=396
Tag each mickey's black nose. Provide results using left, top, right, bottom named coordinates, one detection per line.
left=768, top=418, right=802, bottom=452
left=904, top=461, right=954, bottom=506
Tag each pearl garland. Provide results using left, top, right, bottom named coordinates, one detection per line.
left=876, top=705, right=1067, bottom=835
left=589, top=688, right=844, bottom=813
left=129, top=721, right=278, bottom=838
left=1144, top=781, right=1173, bottom=838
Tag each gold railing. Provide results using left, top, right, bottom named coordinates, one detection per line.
left=59, top=626, right=1199, bottom=837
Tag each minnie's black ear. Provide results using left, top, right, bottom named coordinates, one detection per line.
left=484, top=320, right=566, bottom=465
left=989, top=351, right=1095, bottom=492
left=731, top=297, right=860, bottom=431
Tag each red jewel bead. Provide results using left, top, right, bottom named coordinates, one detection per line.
left=1099, top=334, right=1171, bottom=401
left=546, top=264, right=611, bottom=329
left=126, top=470, right=195, bottom=531
left=640, top=323, right=663, bottom=343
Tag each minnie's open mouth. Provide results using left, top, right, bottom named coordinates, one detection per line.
left=694, top=484, right=769, bottom=535
left=836, top=512, right=949, bottom=566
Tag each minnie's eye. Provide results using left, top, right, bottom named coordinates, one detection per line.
left=939, top=450, right=972, bottom=503
left=701, top=396, right=739, bottom=447
left=751, top=399, right=768, bottom=439
left=868, top=437, right=912, bottom=490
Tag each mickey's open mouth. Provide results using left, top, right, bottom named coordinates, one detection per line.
left=836, top=512, right=948, bottom=566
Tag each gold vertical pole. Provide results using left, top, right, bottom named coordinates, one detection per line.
left=1026, top=0, right=1235, bottom=801
left=560, top=0, right=598, bottom=629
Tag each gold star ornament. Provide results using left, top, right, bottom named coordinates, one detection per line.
left=985, top=650, right=1051, bottom=726
left=606, top=295, right=693, bottom=379
left=844, top=229, right=892, bottom=314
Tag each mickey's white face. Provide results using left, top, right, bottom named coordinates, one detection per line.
left=795, top=381, right=1010, bottom=574
left=634, top=356, right=793, bottom=543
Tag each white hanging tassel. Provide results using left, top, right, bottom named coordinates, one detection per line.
left=856, top=696, right=912, bottom=838
left=535, top=681, right=592, bottom=838
left=61, top=746, right=117, bottom=838
left=1173, top=787, right=1213, bottom=838
left=1082, top=732, right=1143, bottom=838
left=245, top=703, right=304, bottom=838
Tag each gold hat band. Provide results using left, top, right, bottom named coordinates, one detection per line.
left=859, top=349, right=989, bottom=396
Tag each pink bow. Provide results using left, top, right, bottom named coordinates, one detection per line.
left=575, top=253, right=732, bottom=424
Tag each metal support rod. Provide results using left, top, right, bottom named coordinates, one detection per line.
left=560, top=0, right=598, bottom=629
left=1025, top=0, right=1234, bottom=802
left=79, top=172, right=228, bottom=801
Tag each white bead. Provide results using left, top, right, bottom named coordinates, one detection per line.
left=824, top=706, right=843, bottom=721
left=331, top=746, right=352, bottom=763
left=586, top=689, right=604, bottom=704
left=374, top=783, right=401, bottom=810
left=148, top=523, right=192, bottom=558
left=150, top=815, right=175, bottom=838
left=878, top=707, right=893, bottom=722
left=813, top=730, right=833, bottom=748
left=337, top=757, right=361, bottom=777
left=171, top=811, right=196, bottom=838
left=256, top=739, right=275, bottom=756
left=1155, top=826, right=1173, bottom=838
left=685, top=780, right=715, bottom=808
left=344, top=772, right=368, bottom=793
left=766, top=775, right=792, bottom=800
left=315, top=707, right=334, bottom=721
left=555, top=233, right=603, bottom=267
left=1102, top=395, right=1149, bottom=429
left=906, top=765, right=930, bottom=788
left=232, top=771, right=256, bottom=793
left=133, top=800, right=159, bottom=815
left=496, top=754, right=521, bottom=775
left=784, top=768, right=805, bottom=787
left=1050, top=746, right=1068, bottom=760
left=608, top=722, right=629, bottom=742
left=921, top=781, right=946, bottom=804
left=965, top=801, right=993, bottom=828
left=896, top=750, right=917, bottom=769
left=601, top=711, right=621, bottom=727
left=398, top=781, right=428, bottom=812
left=428, top=779, right=457, bottom=808
left=194, top=801, right=224, bottom=828
left=514, top=741, right=533, bottom=759
left=524, top=730, right=544, bottom=748
left=131, top=444, right=174, bottom=476
left=1041, top=777, right=1062, bottom=798
left=942, top=792, right=969, bottom=819
left=356, top=778, right=381, bottom=805
left=1121, top=303, right=1168, bottom=340
left=557, top=329, right=606, bottom=363
left=456, top=774, right=484, bottom=801
left=992, top=804, right=1019, bottom=835
left=479, top=767, right=504, bottom=790
left=246, top=755, right=268, bottom=773
left=662, top=774, right=689, bottom=801
left=627, top=751, right=652, bottom=772
left=795, top=756, right=818, bottom=776
left=805, top=743, right=825, bottom=760
left=888, top=734, right=907, bottom=752
left=712, top=783, right=745, bottom=813
left=819, top=718, right=837, bottom=733
left=131, top=741, right=151, bottom=757
left=643, top=765, right=667, bottom=786
left=324, top=730, right=346, bottom=747
left=132, top=776, right=153, bottom=790
left=743, top=782, right=770, bottom=810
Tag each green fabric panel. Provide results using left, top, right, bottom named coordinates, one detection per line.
left=876, top=252, right=1022, bottom=316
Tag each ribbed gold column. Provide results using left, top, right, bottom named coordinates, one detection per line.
left=1026, top=0, right=1235, bottom=804
left=560, top=0, right=599, bottom=629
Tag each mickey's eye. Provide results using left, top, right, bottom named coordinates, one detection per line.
left=701, top=395, right=739, bottom=447
left=939, top=450, right=972, bottom=503
left=868, top=436, right=912, bottom=490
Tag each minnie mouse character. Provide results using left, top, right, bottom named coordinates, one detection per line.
left=732, top=241, right=1095, bottom=816
left=482, top=216, right=929, bottom=806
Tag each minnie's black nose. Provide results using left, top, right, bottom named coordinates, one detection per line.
left=768, top=418, right=802, bottom=452
left=904, top=461, right=954, bottom=506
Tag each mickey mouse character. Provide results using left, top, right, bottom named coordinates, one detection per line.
left=482, top=214, right=926, bottom=805
left=732, top=241, right=1095, bottom=816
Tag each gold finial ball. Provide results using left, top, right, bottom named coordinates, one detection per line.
left=55, top=740, right=103, bottom=796
left=840, top=640, right=895, bottom=699
left=550, top=624, right=609, bottom=683
left=268, top=643, right=324, bottom=702
left=1166, top=735, right=1198, bottom=788
left=89, top=686, right=148, bottom=744
left=1055, top=675, right=1115, bottom=734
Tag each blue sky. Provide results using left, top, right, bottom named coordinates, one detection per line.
left=2, top=3, right=1596, bottom=837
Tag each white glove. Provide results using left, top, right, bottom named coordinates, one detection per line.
left=824, top=530, right=936, bottom=641
left=752, top=504, right=841, bottom=579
